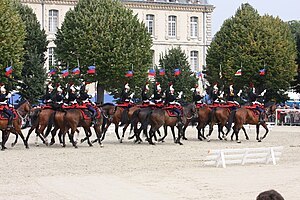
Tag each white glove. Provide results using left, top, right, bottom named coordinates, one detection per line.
left=130, top=93, right=134, bottom=98
left=260, top=89, right=266, bottom=96
left=219, top=91, right=224, bottom=98
left=6, top=93, right=12, bottom=99
left=178, top=91, right=183, bottom=99
left=150, top=94, right=154, bottom=98
left=237, top=90, right=242, bottom=97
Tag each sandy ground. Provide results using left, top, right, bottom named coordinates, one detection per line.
left=0, top=125, right=299, bottom=200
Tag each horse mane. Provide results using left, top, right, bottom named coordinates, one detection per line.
left=100, top=102, right=115, bottom=107
left=15, top=99, right=28, bottom=109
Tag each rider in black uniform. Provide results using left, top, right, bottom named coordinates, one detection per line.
left=0, top=85, right=13, bottom=128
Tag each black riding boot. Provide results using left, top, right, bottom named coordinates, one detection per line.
left=259, top=113, right=264, bottom=124
left=7, top=115, right=13, bottom=129
left=91, top=112, right=97, bottom=125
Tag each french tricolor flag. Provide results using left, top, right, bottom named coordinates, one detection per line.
left=87, top=66, right=96, bottom=74
left=159, top=69, right=165, bottom=76
left=72, top=67, right=80, bottom=75
left=62, top=69, right=69, bottom=77
left=235, top=69, right=242, bottom=76
left=148, top=69, right=156, bottom=77
left=197, top=72, right=203, bottom=78
left=259, top=69, right=266, bottom=76
left=174, top=68, right=181, bottom=76
left=5, top=66, right=12, bottom=76
left=125, top=70, right=134, bottom=77
left=49, top=69, right=56, bottom=75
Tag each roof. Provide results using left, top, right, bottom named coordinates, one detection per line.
left=121, top=0, right=212, bottom=6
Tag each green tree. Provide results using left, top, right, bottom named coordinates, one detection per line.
left=0, top=0, right=25, bottom=85
left=55, top=0, right=153, bottom=103
left=155, top=47, right=197, bottom=101
left=14, top=3, right=48, bottom=103
left=288, top=20, right=300, bottom=93
left=206, top=3, right=297, bottom=102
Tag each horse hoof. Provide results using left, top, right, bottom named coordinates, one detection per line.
left=80, top=139, right=84, bottom=144
left=99, top=144, right=104, bottom=148
left=74, top=145, right=78, bottom=148
left=218, top=138, right=223, bottom=140
left=11, top=143, right=16, bottom=147
left=258, top=140, right=262, bottom=142
left=182, top=137, right=188, bottom=140
left=50, top=142, right=55, bottom=146
left=207, top=139, right=211, bottom=142
left=26, top=146, right=29, bottom=149
left=1, top=148, right=5, bottom=151
left=88, top=144, right=93, bottom=147
left=119, top=139, right=123, bottom=143
left=237, top=140, right=241, bottom=143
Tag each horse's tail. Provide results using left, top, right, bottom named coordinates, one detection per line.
left=128, top=109, right=139, bottom=135
left=119, top=108, right=129, bottom=126
left=226, top=110, right=237, bottom=130
left=140, top=110, right=152, bottom=131
left=30, top=108, right=41, bottom=126
left=209, top=108, right=217, bottom=123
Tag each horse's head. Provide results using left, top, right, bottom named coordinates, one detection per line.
left=16, top=100, right=32, bottom=117
left=183, top=103, right=198, bottom=119
left=99, top=103, right=116, bottom=120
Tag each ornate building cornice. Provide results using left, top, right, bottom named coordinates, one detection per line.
left=20, top=0, right=214, bottom=12
left=20, top=0, right=78, bottom=5
left=123, top=1, right=214, bottom=12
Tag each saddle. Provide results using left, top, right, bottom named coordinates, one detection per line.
left=0, top=109, right=18, bottom=120
left=196, top=103, right=208, bottom=109
left=163, top=105, right=183, bottom=117
left=79, top=108, right=101, bottom=120
left=117, top=102, right=134, bottom=108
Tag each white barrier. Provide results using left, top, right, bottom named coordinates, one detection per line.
left=204, top=146, right=283, bottom=168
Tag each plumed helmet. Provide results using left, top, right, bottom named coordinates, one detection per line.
left=145, top=84, right=149, bottom=91
left=70, top=85, right=76, bottom=92
left=156, top=83, right=161, bottom=91
left=125, top=83, right=130, bottom=90
left=48, top=85, right=54, bottom=90
left=170, top=84, right=174, bottom=92
left=57, top=86, right=63, bottom=92
left=195, top=86, right=200, bottom=93
left=168, top=82, right=173, bottom=86
left=0, top=86, right=6, bottom=93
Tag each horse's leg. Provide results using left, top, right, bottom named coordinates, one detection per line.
left=120, top=123, right=129, bottom=143
left=259, top=123, right=269, bottom=141
left=182, top=121, right=188, bottom=140
left=158, top=125, right=167, bottom=142
left=196, top=125, right=202, bottom=141
left=1, top=131, right=9, bottom=150
left=147, top=127, right=155, bottom=145
left=68, top=128, right=78, bottom=148
left=82, top=127, right=93, bottom=147
left=11, top=133, right=18, bottom=147
left=25, top=126, right=35, bottom=144
left=242, top=126, right=249, bottom=140
left=171, top=126, right=176, bottom=143
left=49, top=126, right=59, bottom=146
left=206, top=122, right=214, bottom=142
left=15, top=129, right=29, bottom=149
left=218, top=124, right=223, bottom=140
left=115, top=123, right=121, bottom=141
left=175, top=124, right=183, bottom=145
left=94, top=125, right=104, bottom=147
left=256, top=124, right=260, bottom=141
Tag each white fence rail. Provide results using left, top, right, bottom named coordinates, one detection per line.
left=204, top=146, right=283, bottom=168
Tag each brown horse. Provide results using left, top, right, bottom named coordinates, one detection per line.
left=101, top=105, right=140, bottom=143
left=1, top=100, right=31, bottom=150
left=227, top=107, right=268, bottom=143
left=25, top=107, right=54, bottom=146
left=194, top=106, right=211, bottom=141
left=181, top=103, right=198, bottom=140
left=146, top=107, right=184, bottom=145
left=51, top=107, right=104, bottom=148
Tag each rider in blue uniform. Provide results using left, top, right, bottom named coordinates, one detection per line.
left=0, top=85, right=13, bottom=128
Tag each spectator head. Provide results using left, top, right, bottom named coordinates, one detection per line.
left=256, top=189, right=284, bottom=200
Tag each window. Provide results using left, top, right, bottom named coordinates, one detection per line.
left=146, top=14, right=154, bottom=36
left=48, top=47, right=55, bottom=67
left=190, top=51, right=198, bottom=72
left=168, top=16, right=176, bottom=37
left=190, top=17, right=198, bottom=38
left=49, top=10, right=58, bottom=33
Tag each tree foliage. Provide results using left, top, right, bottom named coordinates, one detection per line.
left=14, top=3, right=48, bottom=103
left=288, top=20, right=300, bottom=93
left=0, top=0, right=25, bottom=84
left=54, top=0, right=153, bottom=101
left=155, top=47, right=198, bottom=101
left=206, top=3, right=297, bottom=102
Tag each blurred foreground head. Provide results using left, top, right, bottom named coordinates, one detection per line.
left=256, top=190, right=284, bottom=200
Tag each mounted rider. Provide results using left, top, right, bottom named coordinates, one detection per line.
left=141, top=82, right=153, bottom=105
left=42, top=83, right=54, bottom=106
left=67, top=85, right=79, bottom=106
left=0, top=85, right=14, bottom=129
left=120, top=83, right=134, bottom=105
left=80, top=86, right=97, bottom=124
left=53, top=86, right=65, bottom=111
left=165, top=82, right=183, bottom=122
left=248, top=82, right=266, bottom=123
left=227, top=82, right=235, bottom=102
left=152, top=82, right=164, bottom=106
left=192, top=85, right=203, bottom=104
